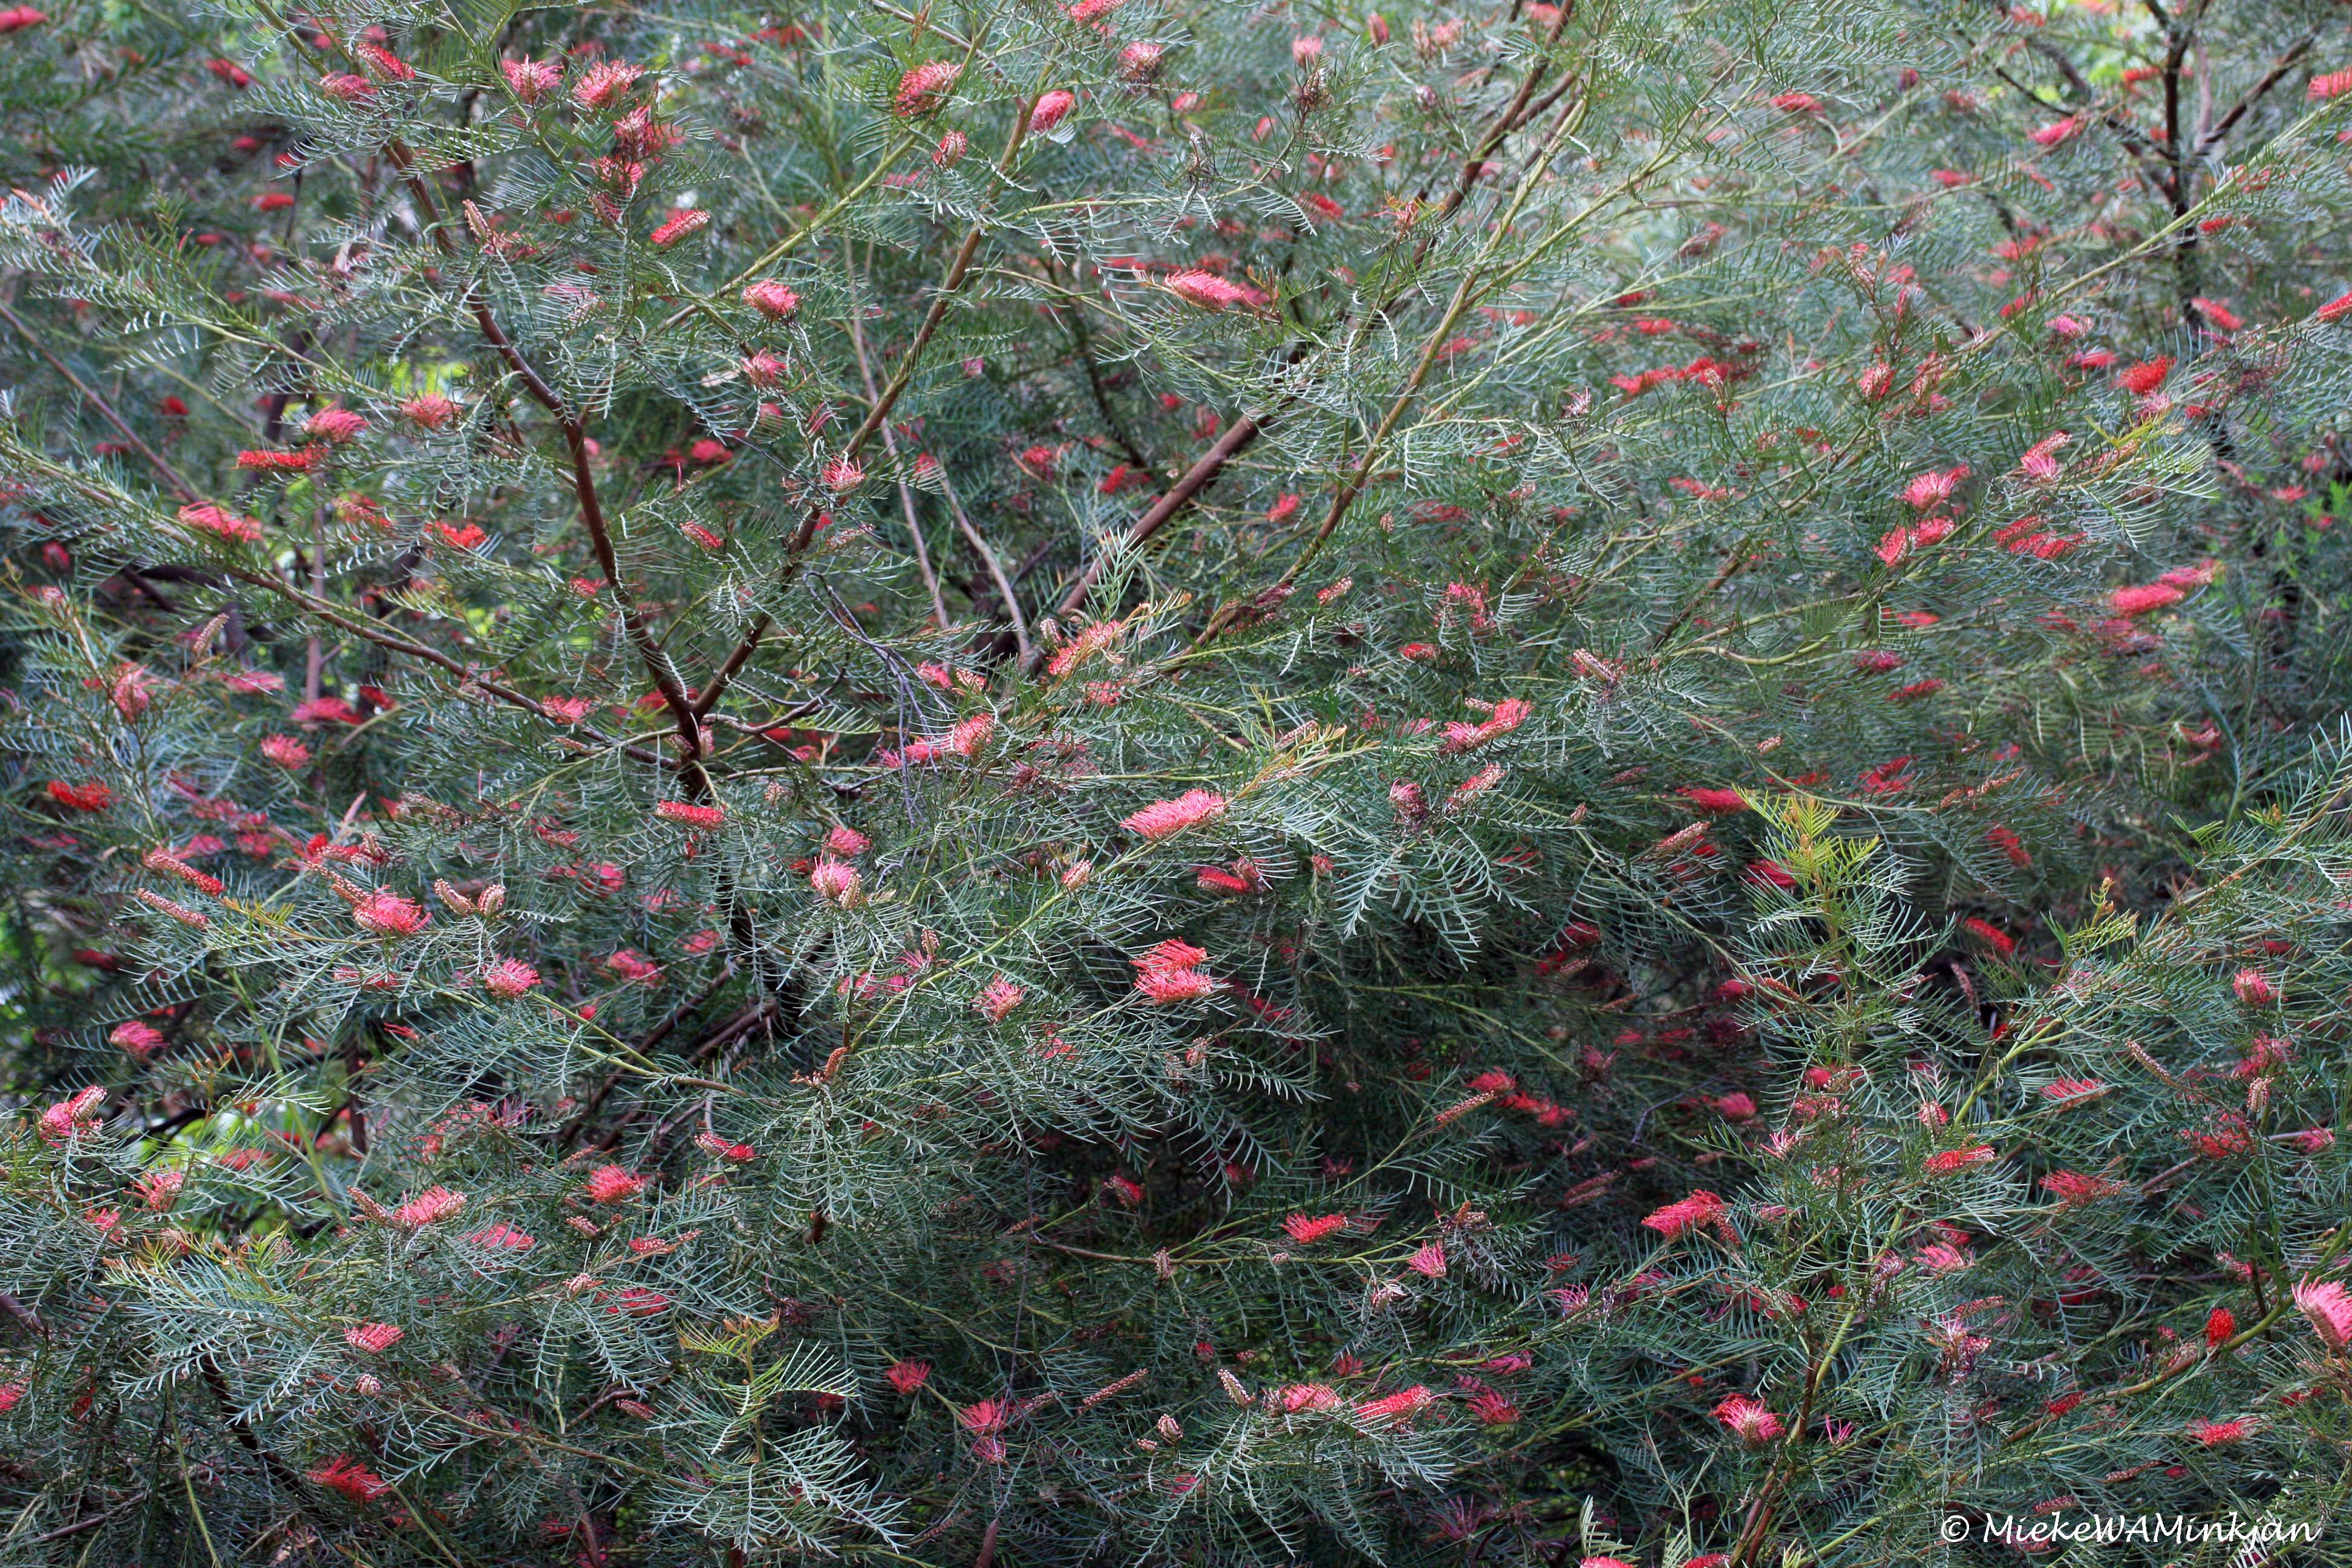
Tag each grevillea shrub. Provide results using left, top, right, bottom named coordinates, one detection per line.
left=2, top=0, right=2352, bottom=1560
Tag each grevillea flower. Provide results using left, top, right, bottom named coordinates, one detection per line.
left=353, top=891, right=428, bottom=938
left=1925, top=1145, right=1996, bottom=1175
left=304, top=407, right=367, bottom=444
left=319, top=72, right=376, bottom=102
left=1119, top=41, right=1165, bottom=80
left=1440, top=697, right=1530, bottom=753
left=1029, top=88, right=1077, bottom=131
left=466, top=1221, right=534, bottom=1251
left=45, top=779, right=111, bottom=812
left=1406, top=1241, right=1446, bottom=1277
left=1962, top=917, right=2014, bottom=956
left=133, top=1168, right=184, bottom=1210
left=2316, top=289, right=2352, bottom=322
left=37, top=1086, right=107, bottom=1145
left=1133, top=939, right=1213, bottom=1004
left=1900, top=464, right=1967, bottom=509
left=572, top=59, right=641, bottom=109
left=110, top=664, right=154, bottom=720
left=261, top=734, right=311, bottom=769
left=2027, top=116, right=2079, bottom=147
left=178, top=502, right=263, bottom=543
left=604, top=949, right=662, bottom=984
left=656, top=800, right=725, bottom=830
left=110, top=1020, right=166, bottom=1058
left=1641, top=1192, right=1728, bottom=1243
left=1122, top=789, right=1227, bottom=840
left=2040, top=1170, right=2122, bottom=1206
left=2294, top=1278, right=2352, bottom=1351
left=696, top=1130, right=758, bottom=1162
left=2109, top=582, right=2183, bottom=618
left=975, top=978, right=1025, bottom=1022
left=743, top=279, right=800, bottom=318
left=2189, top=1417, right=2250, bottom=1446
left=1713, top=1394, right=1783, bottom=1442
left=650, top=209, right=708, bottom=247
left=309, top=1455, right=387, bottom=1501
left=482, top=958, right=540, bottom=999
left=822, top=454, right=864, bottom=491
left=1679, top=786, right=1746, bottom=813
left=344, top=1322, right=403, bottom=1353
left=947, top=712, right=995, bottom=756
left=892, top=60, right=961, bottom=116
left=2039, top=1077, right=2106, bottom=1107
left=2115, top=356, right=2172, bottom=396
left=2206, top=1307, right=2236, bottom=1347
left=1468, top=1387, right=1520, bottom=1425
left=1100, top=1173, right=1145, bottom=1206
left=400, top=392, right=458, bottom=429
left=1281, top=1212, right=1348, bottom=1246
left=886, top=1359, right=931, bottom=1394
left=1714, top=1092, right=1757, bottom=1120
left=583, top=1165, right=646, bottom=1203
left=934, top=129, right=967, bottom=166
left=2231, top=967, right=2277, bottom=1007
left=739, top=350, right=786, bottom=388
left=501, top=57, right=561, bottom=102
left=391, top=1186, right=465, bottom=1228
left=1167, top=269, right=1252, bottom=310
left=825, top=826, right=870, bottom=856
left=1352, top=1384, right=1433, bottom=1426
left=809, top=857, right=861, bottom=906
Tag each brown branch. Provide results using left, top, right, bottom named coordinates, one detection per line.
left=2194, top=28, right=2319, bottom=156
left=0, top=293, right=200, bottom=503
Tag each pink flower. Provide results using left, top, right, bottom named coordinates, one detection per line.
left=391, top=1186, right=466, bottom=1228
left=309, top=1455, right=387, bottom=1501
left=739, top=350, right=786, bottom=388
left=1406, top=1241, right=1446, bottom=1277
left=809, top=858, right=862, bottom=906
left=1282, top=1213, right=1348, bottom=1246
left=1275, top=1382, right=1341, bottom=1413
left=822, top=454, right=864, bottom=492
left=0, top=7, right=47, bottom=33
left=934, top=129, right=967, bottom=166
left=572, top=59, right=642, bottom=109
left=886, top=1359, right=932, bottom=1394
left=344, top=1322, right=404, bottom=1353
left=2294, top=1278, right=2352, bottom=1352
left=1713, top=1394, right=1783, bottom=1443
left=1925, top=1145, right=1996, bottom=1175
left=1167, top=269, right=1252, bottom=310
left=501, top=57, right=561, bottom=102
left=604, top=949, right=663, bottom=984
left=2115, top=356, right=2171, bottom=396
left=1900, top=464, right=1968, bottom=509
left=947, top=712, right=995, bottom=757
left=482, top=958, right=541, bottom=1000
left=1641, top=1191, right=1728, bottom=1240
left=743, top=279, right=800, bottom=318
left=2316, top=289, right=2352, bottom=323
left=1440, top=697, right=1530, bottom=753
left=465, top=1221, right=535, bottom=1251
left=1714, top=1092, right=1757, bottom=1120
left=133, top=1168, right=183, bottom=1210
left=2016, top=430, right=2069, bottom=482
left=1133, top=939, right=1214, bottom=1004
left=1119, top=41, right=1165, bottom=80
left=2028, top=116, right=2079, bottom=147
left=1352, top=1385, right=1433, bottom=1426
left=1029, top=89, right=1076, bottom=131
left=1468, top=1387, right=1520, bottom=1425
left=975, top=978, right=1025, bottom=1022
left=178, top=502, right=263, bottom=543
left=2111, top=583, right=2183, bottom=618
left=353, top=891, right=428, bottom=938
left=304, top=407, right=367, bottom=444
left=650, top=209, right=708, bottom=247
left=1122, top=789, right=1227, bottom=840
left=401, top=392, right=459, bottom=429
left=584, top=1165, right=646, bottom=1203
left=2311, top=68, right=2352, bottom=102
left=318, top=72, right=376, bottom=102
left=37, top=1086, right=108, bottom=1145
left=110, top=1020, right=166, bottom=1059
left=825, top=826, right=870, bottom=856
left=656, top=800, right=725, bottom=831
left=1679, top=786, right=1747, bottom=813
left=696, top=1131, right=758, bottom=1162
left=2231, top=967, right=2277, bottom=1007
left=892, top=60, right=961, bottom=116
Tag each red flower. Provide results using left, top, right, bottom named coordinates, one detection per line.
left=1122, top=789, right=1227, bottom=840
left=743, top=279, right=800, bottom=318
left=1029, top=89, right=1077, bottom=131
left=2206, top=1307, right=2236, bottom=1347
left=45, top=779, right=111, bottom=812
left=583, top=1165, right=646, bottom=1203
left=1924, top=1145, right=1996, bottom=1175
left=650, top=209, right=708, bottom=247
left=1713, top=1394, right=1783, bottom=1442
left=178, top=502, right=263, bottom=543
left=1641, top=1191, right=1729, bottom=1240
left=1962, top=918, right=2014, bottom=956
left=344, top=1322, right=403, bottom=1353
left=892, top=60, right=961, bottom=116
left=309, top=1455, right=387, bottom=1501
left=2115, top=356, right=2172, bottom=396
left=886, top=1359, right=931, bottom=1394
left=656, top=800, right=725, bottom=831
left=1281, top=1213, right=1348, bottom=1246
left=1679, top=786, right=1746, bottom=814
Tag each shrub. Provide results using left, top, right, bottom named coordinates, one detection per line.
left=1, top=0, right=2350, bottom=1560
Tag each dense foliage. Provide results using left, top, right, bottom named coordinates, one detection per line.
left=2, top=0, right=2352, bottom=1561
